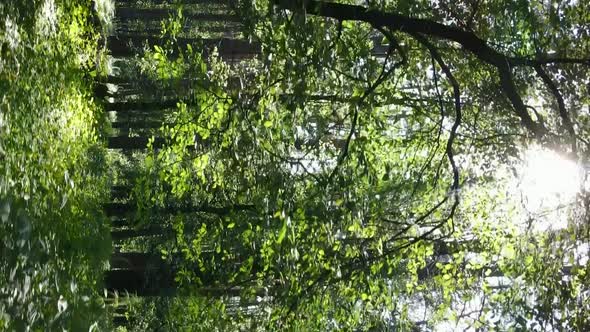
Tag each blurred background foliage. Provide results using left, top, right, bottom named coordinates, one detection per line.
left=0, top=0, right=112, bottom=330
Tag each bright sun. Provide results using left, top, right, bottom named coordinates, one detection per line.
left=518, top=146, right=582, bottom=230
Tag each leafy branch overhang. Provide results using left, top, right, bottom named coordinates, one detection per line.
left=272, top=0, right=589, bottom=142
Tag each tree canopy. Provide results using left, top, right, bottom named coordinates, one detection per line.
left=116, top=0, right=589, bottom=329
left=2, top=0, right=590, bottom=330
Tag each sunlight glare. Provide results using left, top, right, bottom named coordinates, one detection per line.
left=518, top=147, right=582, bottom=230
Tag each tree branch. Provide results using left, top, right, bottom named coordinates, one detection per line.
left=273, top=0, right=547, bottom=137
left=411, top=34, right=461, bottom=192
left=534, top=64, right=577, bottom=154
left=326, top=29, right=404, bottom=183
left=510, top=56, right=590, bottom=67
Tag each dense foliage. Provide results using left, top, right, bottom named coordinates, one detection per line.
left=2, top=0, right=589, bottom=330
left=0, top=0, right=111, bottom=330
left=126, top=0, right=590, bottom=330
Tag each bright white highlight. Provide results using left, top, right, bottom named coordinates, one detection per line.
left=518, top=146, right=582, bottom=230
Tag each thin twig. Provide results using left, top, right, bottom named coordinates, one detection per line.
left=326, top=26, right=405, bottom=184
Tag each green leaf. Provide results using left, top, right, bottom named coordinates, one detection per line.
left=501, top=244, right=516, bottom=260
left=277, top=219, right=287, bottom=244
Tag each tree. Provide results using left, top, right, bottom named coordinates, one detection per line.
left=105, top=0, right=590, bottom=330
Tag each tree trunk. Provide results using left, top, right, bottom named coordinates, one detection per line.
left=103, top=202, right=255, bottom=218
left=111, top=185, right=133, bottom=200
left=105, top=202, right=134, bottom=218
left=106, top=252, right=176, bottom=296
left=93, top=84, right=110, bottom=99
left=111, top=226, right=172, bottom=241
left=107, top=136, right=165, bottom=150
left=111, top=120, right=162, bottom=129
left=105, top=100, right=180, bottom=113
left=111, top=218, right=129, bottom=228
left=98, top=75, right=132, bottom=85
left=106, top=252, right=254, bottom=297
left=116, top=8, right=239, bottom=23
left=107, top=35, right=260, bottom=58
left=117, top=25, right=241, bottom=37
left=105, top=269, right=176, bottom=296
left=112, top=315, right=129, bottom=328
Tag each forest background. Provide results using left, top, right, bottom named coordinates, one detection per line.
left=1, top=0, right=589, bottom=330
